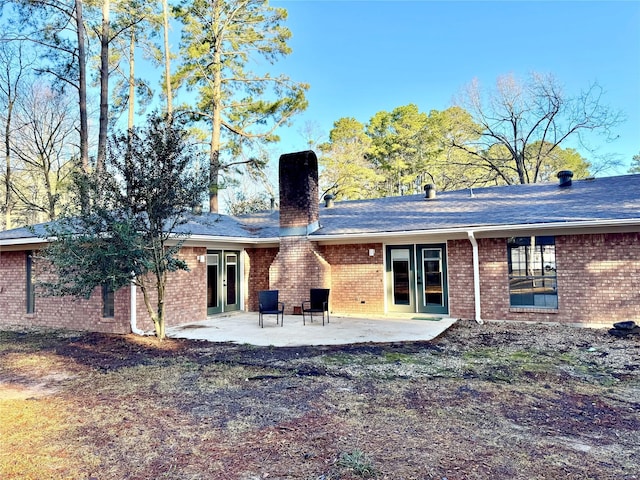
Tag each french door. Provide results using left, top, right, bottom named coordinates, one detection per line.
left=416, top=244, right=448, bottom=314
left=207, top=250, right=241, bottom=315
left=386, top=244, right=448, bottom=315
left=386, top=246, right=416, bottom=313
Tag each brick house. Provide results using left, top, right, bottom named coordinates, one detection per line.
left=1, top=150, right=639, bottom=333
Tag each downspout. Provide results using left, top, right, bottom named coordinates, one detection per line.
left=467, top=231, right=484, bottom=325
left=130, top=280, right=145, bottom=335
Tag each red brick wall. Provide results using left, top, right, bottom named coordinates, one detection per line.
left=245, top=247, right=279, bottom=311
left=476, top=233, right=640, bottom=325
left=3, top=232, right=638, bottom=332
left=134, top=246, right=207, bottom=332
left=319, top=243, right=384, bottom=314
left=0, top=246, right=207, bottom=334
left=447, top=239, right=475, bottom=320
left=269, top=237, right=331, bottom=314
left=0, top=250, right=130, bottom=333
left=247, top=243, right=386, bottom=316
left=554, top=233, right=640, bottom=324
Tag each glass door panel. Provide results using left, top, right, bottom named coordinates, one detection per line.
left=207, top=250, right=241, bottom=314
left=386, top=246, right=415, bottom=313
left=423, top=248, right=444, bottom=306
left=207, top=253, right=221, bottom=314
left=417, top=244, right=448, bottom=314
left=392, top=252, right=411, bottom=305
left=224, top=253, right=239, bottom=311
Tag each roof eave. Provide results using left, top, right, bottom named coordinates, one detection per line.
left=309, top=218, right=640, bottom=242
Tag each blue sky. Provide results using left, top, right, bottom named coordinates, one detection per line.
left=269, top=0, right=640, bottom=173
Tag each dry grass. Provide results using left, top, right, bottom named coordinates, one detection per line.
left=1, top=321, right=639, bottom=479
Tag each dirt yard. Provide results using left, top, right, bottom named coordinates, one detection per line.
left=1, top=320, right=639, bottom=480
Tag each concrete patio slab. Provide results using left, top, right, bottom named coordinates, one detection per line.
left=166, top=312, right=457, bottom=347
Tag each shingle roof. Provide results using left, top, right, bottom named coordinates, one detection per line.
left=311, top=174, right=640, bottom=236
left=1, top=174, right=639, bottom=243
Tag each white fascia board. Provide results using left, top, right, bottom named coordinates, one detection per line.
left=0, top=237, right=50, bottom=248
left=309, top=219, right=640, bottom=244
left=175, top=234, right=280, bottom=248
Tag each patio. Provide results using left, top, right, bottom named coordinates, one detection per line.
left=166, top=312, right=457, bottom=347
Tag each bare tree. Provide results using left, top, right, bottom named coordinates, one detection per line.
left=3, top=0, right=90, bottom=173
left=454, top=73, right=622, bottom=184
left=10, top=83, right=79, bottom=222
left=0, top=39, right=33, bottom=229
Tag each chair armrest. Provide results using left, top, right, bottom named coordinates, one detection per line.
left=301, top=300, right=311, bottom=309
left=278, top=302, right=285, bottom=311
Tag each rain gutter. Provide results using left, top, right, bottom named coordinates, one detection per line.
left=130, top=279, right=145, bottom=335
left=467, top=231, right=484, bottom=325
left=307, top=218, right=640, bottom=242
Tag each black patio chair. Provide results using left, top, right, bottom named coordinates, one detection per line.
left=302, top=288, right=330, bottom=325
left=258, top=290, right=284, bottom=328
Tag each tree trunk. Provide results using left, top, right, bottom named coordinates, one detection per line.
left=75, top=0, right=89, bottom=173
left=155, top=270, right=166, bottom=340
left=209, top=148, right=220, bottom=213
left=209, top=90, right=222, bottom=213
left=4, top=98, right=13, bottom=230
left=96, top=0, right=110, bottom=172
left=128, top=28, right=135, bottom=131
left=162, top=0, right=172, bottom=117
left=208, top=3, right=223, bottom=213
left=139, top=276, right=166, bottom=340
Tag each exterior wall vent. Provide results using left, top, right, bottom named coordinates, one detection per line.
left=557, top=170, right=574, bottom=187
left=424, top=183, right=436, bottom=200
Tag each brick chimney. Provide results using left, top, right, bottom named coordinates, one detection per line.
left=279, top=150, right=320, bottom=235
left=269, top=150, right=331, bottom=314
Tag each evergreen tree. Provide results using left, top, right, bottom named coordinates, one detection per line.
left=36, top=114, right=208, bottom=339
left=173, top=0, right=308, bottom=213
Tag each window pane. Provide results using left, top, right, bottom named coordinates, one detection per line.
left=542, top=245, right=556, bottom=275
left=226, top=264, right=237, bottom=305
left=102, top=285, right=115, bottom=318
left=423, top=248, right=443, bottom=306
left=508, top=237, right=557, bottom=308
left=207, top=264, right=219, bottom=309
left=392, top=259, right=410, bottom=305
left=26, top=251, right=35, bottom=314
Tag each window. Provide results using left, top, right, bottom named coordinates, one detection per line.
left=26, top=251, right=35, bottom=314
left=508, top=236, right=557, bottom=308
left=102, top=284, right=115, bottom=318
